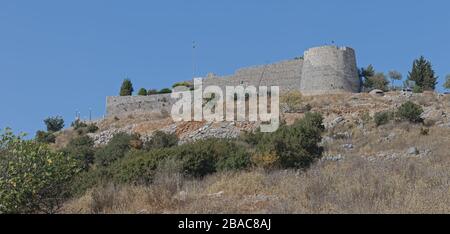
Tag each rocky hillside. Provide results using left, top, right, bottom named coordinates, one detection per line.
left=66, top=91, right=450, bottom=150
left=59, top=91, right=450, bottom=214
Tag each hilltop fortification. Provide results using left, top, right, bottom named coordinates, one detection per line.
left=106, top=45, right=361, bottom=117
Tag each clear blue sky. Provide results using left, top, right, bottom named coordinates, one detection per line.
left=1, top=0, right=449, bottom=136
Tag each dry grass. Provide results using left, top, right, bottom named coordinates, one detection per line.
left=62, top=153, right=450, bottom=214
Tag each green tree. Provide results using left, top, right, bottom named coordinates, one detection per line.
left=360, top=64, right=375, bottom=79
left=0, top=128, right=79, bottom=213
left=137, top=88, right=147, bottom=96
left=444, top=74, right=450, bottom=91
left=366, top=73, right=390, bottom=91
left=119, top=79, right=134, bottom=96
left=44, top=116, right=64, bottom=132
left=388, top=70, right=402, bottom=90
left=360, top=65, right=380, bottom=90
left=407, top=56, right=438, bottom=91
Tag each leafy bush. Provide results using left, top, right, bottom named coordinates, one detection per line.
left=65, top=113, right=324, bottom=190
left=71, top=119, right=88, bottom=130
left=0, top=129, right=79, bottom=213
left=71, top=120, right=98, bottom=135
left=35, top=130, right=56, bottom=144
left=173, top=139, right=250, bottom=176
left=158, top=88, right=172, bottom=94
left=374, top=111, right=392, bottom=126
left=68, top=167, right=112, bottom=197
left=245, top=112, right=324, bottom=169
left=172, top=81, right=192, bottom=89
left=109, top=149, right=172, bottom=184
left=86, top=123, right=99, bottom=133
left=62, top=135, right=95, bottom=171
left=94, top=133, right=136, bottom=167
left=144, top=131, right=178, bottom=150
left=137, top=88, right=147, bottom=96
left=44, top=116, right=64, bottom=132
left=396, top=101, right=423, bottom=123
left=106, top=138, right=251, bottom=185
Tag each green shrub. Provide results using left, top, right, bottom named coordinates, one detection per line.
left=137, top=88, right=147, bottom=96
left=86, top=123, right=99, bottom=133
left=246, top=112, right=324, bottom=169
left=214, top=141, right=250, bottom=172
left=35, top=130, right=56, bottom=144
left=158, top=88, right=172, bottom=94
left=0, top=129, right=79, bottom=213
left=62, top=135, right=95, bottom=171
left=94, top=133, right=135, bottom=167
left=397, top=101, right=423, bottom=123
left=144, top=131, right=178, bottom=150
left=172, top=81, right=192, bottom=89
left=71, top=120, right=98, bottom=135
left=240, top=129, right=265, bottom=146
left=44, top=116, right=64, bottom=132
left=107, top=138, right=251, bottom=185
left=68, top=167, right=112, bottom=197
left=63, top=113, right=324, bottom=189
left=71, top=119, right=87, bottom=130
left=174, top=139, right=250, bottom=176
left=374, top=111, right=391, bottom=126
left=109, top=149, right=172, bottom=184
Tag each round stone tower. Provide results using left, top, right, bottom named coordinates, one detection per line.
left=300, top=46, right=360, bottom=95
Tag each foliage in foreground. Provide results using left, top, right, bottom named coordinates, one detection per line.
left=0, top=129, right=79, bottom=214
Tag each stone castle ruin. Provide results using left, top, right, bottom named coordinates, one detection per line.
left=106, top=45, right=361, bottom=117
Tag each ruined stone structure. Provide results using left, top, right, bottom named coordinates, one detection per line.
left=106, top=45, right=361, bottom=117
left=202, top=45, right=360, bottom=94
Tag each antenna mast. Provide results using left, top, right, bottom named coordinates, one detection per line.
left=192, top=41, right=196, bottom=78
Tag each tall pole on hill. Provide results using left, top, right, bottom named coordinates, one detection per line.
left=192, top=41, right=196, bottom=78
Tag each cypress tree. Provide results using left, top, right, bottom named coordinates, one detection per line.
left=407, top=56, right=438, bottom=91
left=120, top=79, right=134, bottom=96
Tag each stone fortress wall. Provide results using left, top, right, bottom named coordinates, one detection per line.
left=300, top=46, right=361, bottom=95
left=105, top=45, right=361, bottom=117
left=202, top=59, right=304, bottom=93
left=106, top=94, right=175, bottom=117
